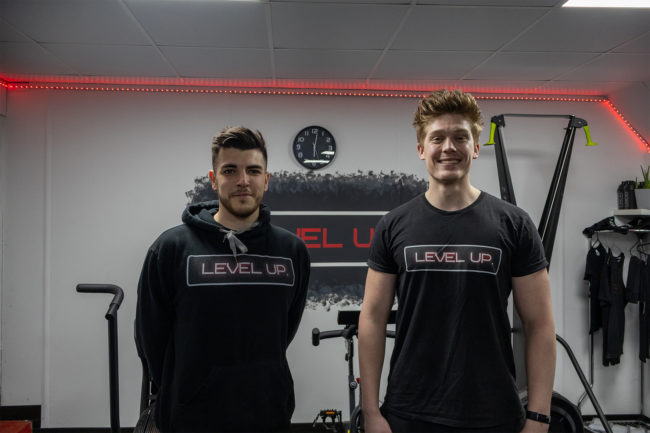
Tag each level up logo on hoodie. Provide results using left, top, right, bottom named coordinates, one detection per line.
left=187, top=254, right=295, bottom=286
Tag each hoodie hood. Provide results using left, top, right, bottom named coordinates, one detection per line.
left=182, top=200, right=271, bottom=232
left=182, top=200, right=272, bottom=257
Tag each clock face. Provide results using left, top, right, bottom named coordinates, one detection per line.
left=292, top=126, right=336, bottom=170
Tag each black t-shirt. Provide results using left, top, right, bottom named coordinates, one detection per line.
left=599, top=251, right=626, bottom=366
left=626, top=255, right=642, bottom=303
left=584, top=244, right=607, bottom=333
left=640, top=260, right=649, bottom=361
left=368, top=192, right=547, bottom=428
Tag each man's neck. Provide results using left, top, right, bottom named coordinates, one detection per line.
left=213, top=209, right=259, bottom=231
left=424, top=182, right=481, bottom=212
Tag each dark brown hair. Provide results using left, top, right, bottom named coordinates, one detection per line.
left=211, top=126, right=267, bottom=169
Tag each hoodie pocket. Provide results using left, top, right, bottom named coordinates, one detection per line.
left=172, top=359, right=294, bottom=432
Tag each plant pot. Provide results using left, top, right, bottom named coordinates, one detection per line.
left=635, top=188, right=650, bottom=210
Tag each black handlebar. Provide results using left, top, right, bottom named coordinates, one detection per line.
left=312, top=325, right=395, bottom=346
left=76, top=284, right=124, bottom=320
left=76, top=283, right=124, bottom=433
left=312, top=328, right=348, bottom=346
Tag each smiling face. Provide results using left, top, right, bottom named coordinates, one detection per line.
left=417, top=113, right=479, bottom=188
left=210, top=147, right=270, bottom=229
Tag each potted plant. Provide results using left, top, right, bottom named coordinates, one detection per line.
left=635, top=165, right=650, bottom=210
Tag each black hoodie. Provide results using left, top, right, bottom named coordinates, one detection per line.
left=136, top=201, right=310, bottom=432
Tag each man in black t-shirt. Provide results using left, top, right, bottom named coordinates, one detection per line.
left=358, top=90, right=556, bottom=433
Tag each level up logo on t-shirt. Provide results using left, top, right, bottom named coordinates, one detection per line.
left=186, top=254, right=295, bottom=286
left=404, top=245, right=502, bottom=275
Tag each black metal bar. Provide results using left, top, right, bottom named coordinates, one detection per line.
left=347, top=336, right=356, bottom=416
left=76, top=284, right=124, bottom=433
left=76, top=284, right=124, bottom=320
left=538, top=118, right=577, bottom=266
left=490, top=115, right=517, bottom=205
left=107, top=314, right=120, bottom=433
left=556, top=334, right=613, bottom=433
left=501, top=114, right=574, bottom=119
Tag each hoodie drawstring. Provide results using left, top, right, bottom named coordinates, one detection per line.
left=217, top=222, right=258, bottom=259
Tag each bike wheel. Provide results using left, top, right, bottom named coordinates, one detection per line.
left=348, top=406, right=363, bottom=433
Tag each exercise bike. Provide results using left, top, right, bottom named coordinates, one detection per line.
left=311, top=309, right=396, bottom=433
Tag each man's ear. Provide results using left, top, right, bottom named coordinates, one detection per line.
left=473, top=143, right=480, bottom=159
left=209, top=170, right=217, bottom=190
left=417, top=142, right=425, bottom=160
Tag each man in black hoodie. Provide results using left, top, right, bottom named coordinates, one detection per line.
left=136, top=126, right=310, bottom=433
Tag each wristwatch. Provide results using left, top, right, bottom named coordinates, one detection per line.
left=526, top=410, right=551, bottom=424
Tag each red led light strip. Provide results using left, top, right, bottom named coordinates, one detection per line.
left=2, top=80, right=647, bottom=152
left=2, top=82, right=608, bottom=102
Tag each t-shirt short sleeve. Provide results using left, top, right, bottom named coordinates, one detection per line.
left=511, top=212, right=548, bottom=277
left=367, top=216, right=398, bottom=274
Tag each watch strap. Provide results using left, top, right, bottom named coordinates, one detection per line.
left=526, top=410, right=551, bottom=424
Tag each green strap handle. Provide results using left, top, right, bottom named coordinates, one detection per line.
left=484, top=122, right=497, bottom=146
left=583, top=125, right=598, bottom=146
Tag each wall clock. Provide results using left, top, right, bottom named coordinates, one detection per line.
left=292, top=126, right=336, bottom=170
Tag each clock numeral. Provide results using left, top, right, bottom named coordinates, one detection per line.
left=296, top=144, right=302, bottom=150
left=326, top=137, right=331, bottom=143
left=298, top=137, right=304, bottom=143
left=311, top=128, right=319, bottom=135
left=298, top=152, right=303, bottom=158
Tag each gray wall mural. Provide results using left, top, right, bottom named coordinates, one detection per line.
left=187, top=171, right=427, bottom=309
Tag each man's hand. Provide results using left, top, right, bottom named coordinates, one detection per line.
left=363, top=411, right=392, bottom=433
left=520, top=419, right=550, bottom=433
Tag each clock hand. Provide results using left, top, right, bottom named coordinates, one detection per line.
left=313, top=134, right=318, bottom=157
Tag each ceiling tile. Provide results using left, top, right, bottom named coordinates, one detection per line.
left=374, top=51, right=492, bottom=80
left=125, top=0, right=268, bottom=48
left=0, top=17, right=29, bottom=42
left=0, top=0, right=149, bottom=44
left=275, top=49, right=380, bottom=79
left=161, top=46, right=271, bottom=78
left=614, top=31, right=650, bottom=54
left=505, top=7, right=650, bottom=52
left=559, top=53, right=650, bottom=82
left=392, top=5, right=549, bottom=51
left=466, top=52, right=599, bottom=80
left=0, top=41, right=77, bottom=75
left=43, top=44, right=176, bottom=77
left=272, top=3, right=407, bottom=50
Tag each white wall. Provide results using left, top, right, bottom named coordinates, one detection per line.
left=0, top=95, right=5, bottom=405
left=1, top=88, right=648, bottom=428
left=610, top=83, right=650, bottom=143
